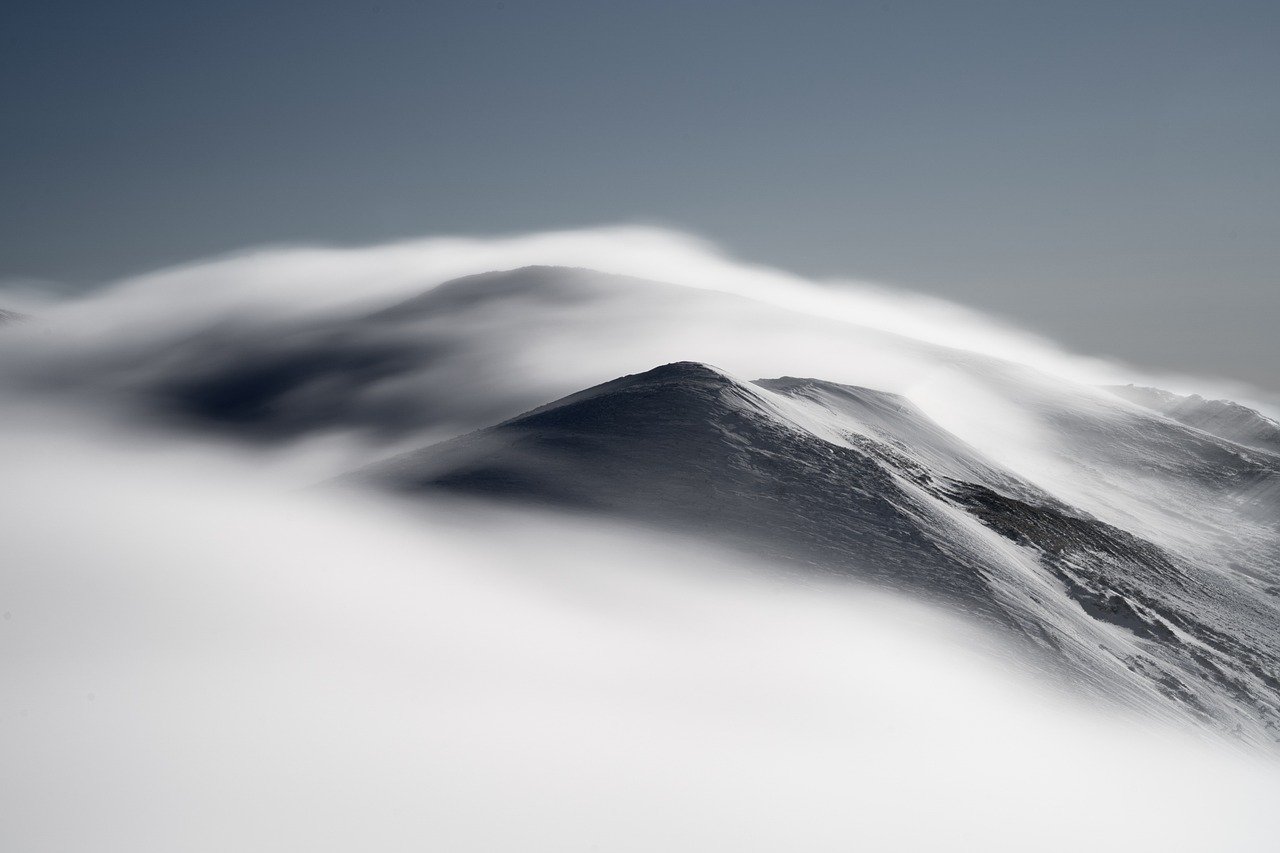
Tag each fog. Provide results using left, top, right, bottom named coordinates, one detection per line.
left=3, top=227, right=1279, bottom=850
left=3, top=226, right=1269, bottom=561
left=2, top=419, right=1278, bottom=852
left=4, top=227, right=1274, bottom=483
left=2, top=226, right=1121, bottom=389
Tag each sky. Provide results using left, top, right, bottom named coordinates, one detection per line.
left=2, top=0, right=1277, bottom=390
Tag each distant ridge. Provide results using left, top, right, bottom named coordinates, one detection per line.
left=1106, top=384, right=1280, bottom=457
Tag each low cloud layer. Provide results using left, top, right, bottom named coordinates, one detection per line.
left=2, top=421, right=1278, bottom=852
left=3, top=228, right=1279, bottom=850
left=5, top=227, right=1274, bottom=478
left=3, top=227, right=1271, bottom=562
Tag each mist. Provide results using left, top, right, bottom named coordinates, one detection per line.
left=3, top=227, right=1269, bottom=560
left=4, top=226, right=1274, bottom=477
left=3, top=228, right=1280, bottom=850
left=2, top=418, right=1278, bottom=852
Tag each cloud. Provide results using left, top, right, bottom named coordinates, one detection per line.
left=0, top=227, right=1138, bottom=469
left=3, top=226, right=1273, bottom=565
left=2, top=419, right=1277, bottom=852
left=2, top=227, right=1280, bottom=849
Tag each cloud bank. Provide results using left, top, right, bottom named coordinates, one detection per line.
left=2, top=421, right=1278, bottom=852
left=3, top=227, right=1279, bottom=850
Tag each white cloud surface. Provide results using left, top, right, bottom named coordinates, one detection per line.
left=3, top=227, right=1280, bottom=851
left=2, top=422, right=1278, bottom=852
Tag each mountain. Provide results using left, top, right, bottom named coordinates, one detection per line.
left=1106, top=383, right=1280, bottom=458
left=350, top=361, right=1280, bottom=744
left=13, top=260, right=1280, bottom=742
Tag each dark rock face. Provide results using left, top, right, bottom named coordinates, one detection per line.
left=945, top=482, right=1279, bottom=720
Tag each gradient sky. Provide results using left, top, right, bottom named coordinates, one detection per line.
left=3, top=1, right=1277, bottom=389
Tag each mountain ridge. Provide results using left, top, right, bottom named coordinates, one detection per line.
left=347, top=361, right=1280, bottom=743
left=1106, top=383, right=1280, bottom=458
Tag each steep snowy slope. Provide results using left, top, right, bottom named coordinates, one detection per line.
left=351, top=362, right=1280, bottom=744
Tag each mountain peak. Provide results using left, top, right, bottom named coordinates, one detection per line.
left=617, top=360, right=736, bottom=386
left=345, top=364, right=1280, bottom=741
left=492, top=360, right=749, bottom=432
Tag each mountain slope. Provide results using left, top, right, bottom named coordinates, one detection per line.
left=12, top=259, right=1280, bottom=742
left=1106, top=383, right=1280, bottom=458
left=356, top=362, right=997, bottom=607
left=351, top=362, right=1280, bottom=743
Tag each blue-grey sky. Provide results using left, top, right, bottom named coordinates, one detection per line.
left=3, top=1, right=1278, bottom=389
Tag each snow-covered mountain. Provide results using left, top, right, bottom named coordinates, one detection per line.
left=1107, top=383, right=1280, bottom=458
left=6, top=256, right=1279, bottom=747
left=7, top=242, right=1280, bottom=850
left=350, top=359, right=1280, bottom=744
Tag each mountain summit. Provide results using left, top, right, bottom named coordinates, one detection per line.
left=350, top=362, right=1280, bottom=743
